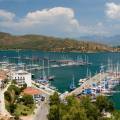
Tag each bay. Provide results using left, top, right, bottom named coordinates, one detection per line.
left=0, top=50, right=120, bottom=109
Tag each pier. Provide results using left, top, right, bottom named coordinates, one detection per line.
left=68, top=72, right=120, bottom=96
left=68, top=71, right=120, bottom=96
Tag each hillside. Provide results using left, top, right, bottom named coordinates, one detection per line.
left=0, top=32, right=115, bottom=52
left=79, top=35, right=120, bottom=46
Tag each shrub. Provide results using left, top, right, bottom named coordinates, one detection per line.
left=4, top=91, right=11, bottom=102
left=21, top=94, right=34, bottom=106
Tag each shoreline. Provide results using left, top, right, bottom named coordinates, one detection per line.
left=0, top=49, right=119, bottom=53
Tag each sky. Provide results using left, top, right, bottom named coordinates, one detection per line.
left=0, top=0, right=120, bottom=38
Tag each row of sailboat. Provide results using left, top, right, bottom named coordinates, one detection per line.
left=69, top=60, right=120, bottom=97
left=69, top=68, right=91, bottom=91
left=0, top=55, right=55, bottom=81
left=85, top=63, right=119, bottom=96
left=78, top=68, right=91, bottom=86
left=35, top=60, right=55, bottom=84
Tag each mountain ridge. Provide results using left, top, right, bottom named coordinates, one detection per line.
left=0, top=32, right=118, bottom=52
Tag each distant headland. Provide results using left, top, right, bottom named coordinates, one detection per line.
left=0, top=32, right=119, bottom=52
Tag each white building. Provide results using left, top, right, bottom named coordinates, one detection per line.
left=11, top=70, right=32, bottom=87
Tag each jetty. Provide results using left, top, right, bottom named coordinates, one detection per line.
left=68, top=72, right=120, bottom=96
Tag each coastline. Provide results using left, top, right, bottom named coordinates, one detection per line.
left=0, top=49, right=119, bottom=53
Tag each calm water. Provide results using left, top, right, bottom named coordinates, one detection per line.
left=0, top=50, right=120, bottom=109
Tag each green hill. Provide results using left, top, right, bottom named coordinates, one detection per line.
left=0, top=32, right=115, bottom=52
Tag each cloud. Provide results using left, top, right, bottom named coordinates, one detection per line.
left=20, top=7, right=80, bottom=35
left=0, top=9, right=15, bottom=21
left=0, top=7, right=81, bottom=37
left=106, top=2, right=120, bottom=19
left=0, top=7, right=110, bottom=37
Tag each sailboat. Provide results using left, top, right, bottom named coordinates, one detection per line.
left=85, top=55, right=92, bottom=65
left=69, top=75, right=76, bottom=91
left=77, top=56, right=84, bottom=65
left=78, top=68, right=90, bottom=86
left=36, top=60, right=48, bottom=83
left=47, top=59, right=55, bottom=81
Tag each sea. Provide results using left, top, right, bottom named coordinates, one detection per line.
left=0, top=50, right=120, bottom=109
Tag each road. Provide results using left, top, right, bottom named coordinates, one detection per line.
left=34, top=101, right=49, bottom=120
left=0, top=83, right=11, bottom=116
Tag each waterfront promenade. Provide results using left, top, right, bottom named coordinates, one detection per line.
left=32, top=80, right=56, bottom=96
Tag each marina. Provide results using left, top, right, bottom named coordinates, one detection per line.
left=1, top=0, right=120, bottom=119
left=0, top=50, right=120, bottom=109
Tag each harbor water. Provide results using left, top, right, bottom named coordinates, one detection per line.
left=0, top=50, right=120, bottom=109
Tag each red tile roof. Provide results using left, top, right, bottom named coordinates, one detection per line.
left=23, top=87, right=43, bottom=95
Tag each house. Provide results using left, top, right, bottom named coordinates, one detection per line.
left=0, top=70, right=7, bottom=89
left=0, top=77, right=5, bottom=89
left=11, top=70, right=32, bottom=87
left=23, top=87, right=46, bottom=102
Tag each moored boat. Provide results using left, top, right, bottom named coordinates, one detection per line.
left=69, top=75, right=76, bottom=91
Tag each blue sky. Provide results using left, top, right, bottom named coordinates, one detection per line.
left=0, top=0, right=120, bottom=37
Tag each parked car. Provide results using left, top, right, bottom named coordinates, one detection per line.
left=41, top=96, right=45, bottom=101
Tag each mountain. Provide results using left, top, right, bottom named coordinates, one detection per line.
left=0, top=32, right=116, bottom=52
left=79, top=35, right=120, bottom=46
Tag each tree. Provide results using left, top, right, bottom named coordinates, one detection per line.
left=48, top=105, right=60, bottom=120
left=48, top=94, right=115, bottom=120
left=8, top=85, right=21, bottom=96
left=110, top=111, right=120, bottom=120
left=8, top=103, right=16, bottom=114
left=4, top=91, right=11, bottom=102
left=12, top=80, right=17, bottom=85
left=80, top=96, right=100, bottom=120
left=20, top=83, right=27, bottom=91
left=4, top=78, right=8, bottom=84
left=72, top=108, right=88, bottom=120
left=95, top=96, right=114, bottom=112
left=66, top=95, right=78, bottom=106
left=22, top=94, right=34, bottom=106
left=49, top=92, right=60, bottom=106
left=14, top=115, right=20, bottom=120
left=48, top=92, right=60, bottom=120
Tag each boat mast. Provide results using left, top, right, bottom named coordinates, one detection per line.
left=72, top=75, right=75, bottom=87
left=48, top=59, right=50, bottom=77
left=42, top=59, right=44, bottom=79
left=18, top=49, right=20, bottom=64
left=116, top=62, right=119, bottom=78
left=43, top=59, right=47, bottom=80
left=17, top=49, right=20, bottom=70
left=100, top=64, right=103, bottom=85
left=87, top=56, right=89, bottom=64
left=86, top=68, right=89, bottom=78
left=89, top=71, right=92, bottom=80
